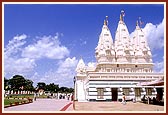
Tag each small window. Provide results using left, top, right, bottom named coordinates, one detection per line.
left=104, top=34, right=109, bottom=36
left=123, top=88, right=129, bottom=96
left=146, top=88, right=152, bottom=95
left=97, top=88, right=104, bottom=99
left=117, top=64, right=119, bottom=67
left=122, top=29, right=125, bottom=31
left=135, top=88, right=141, bottom=96
left=107, top=69, right=110, bottom=72
left=135, top=65, right=138, bottom=67
left=139, top=35, right=144, bottom=37
left=145, top=69, right=148, bottom=72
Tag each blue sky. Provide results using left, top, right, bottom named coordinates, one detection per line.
left=3, top=3, right=165, bottom=88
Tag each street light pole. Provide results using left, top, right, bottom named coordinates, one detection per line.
left=73, top=76, right=76, bottom=100
left=73, top=76, right=76, bottom=110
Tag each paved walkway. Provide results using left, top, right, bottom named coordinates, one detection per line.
left=3, top=99, right=165, bottom=113
left=74, top=101, right=165, bottom=112
left=3, top=99, right=73, bottom=112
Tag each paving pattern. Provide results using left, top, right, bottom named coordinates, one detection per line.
left=3, top=99, right=73, bottom=112
left=74, top=101, right=165, bottom=112
left=3, top=99, right=165, bottom=113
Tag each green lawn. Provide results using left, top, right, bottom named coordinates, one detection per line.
left=4, top=99, right=28, bottom=106
left=4, top=94, right=50, bottom=106
left=5, top=94, right=34, bottom=99
left=4, top=94, right=34, bottom=106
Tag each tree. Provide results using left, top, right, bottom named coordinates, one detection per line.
left=8, top=75, right=26, bottom=91
left=24, top=79, right=35, bottom=91
left=45, top=83, right=59, bottom=93
left=8, top=75, right=35, bottom=91
left=59, top=87, right=69, bottom=93
left=37, top=82, right=46, bottom=90
left=4, top=77, right=9, bottom=90
left=68, top=88, right=74, bottom=93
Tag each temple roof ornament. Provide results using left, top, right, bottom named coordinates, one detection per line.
left=120, top=10, right=125, bottom=22
left=120, top=14, right=122, bottom=21
left=136, top=20, right=139, bottom=26
left=76, top=58, right=86, bottom=73
left=104, top=16, right=108, bottom=26
left=95, top=16, right=115, bottom=63
left=104, top=20, right=107, bottom=25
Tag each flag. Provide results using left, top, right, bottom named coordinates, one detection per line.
left=139, top=17, right=144, bottom=26
left=140, top=20, right=144, bottom=25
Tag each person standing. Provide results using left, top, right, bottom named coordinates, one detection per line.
left=34, top=92, right=37, bottom=101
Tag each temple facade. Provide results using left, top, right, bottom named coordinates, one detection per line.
left=74, top=12, right=164, bottom=102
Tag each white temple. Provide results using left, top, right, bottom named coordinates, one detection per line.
left=75, top=12, right=164, bottom=102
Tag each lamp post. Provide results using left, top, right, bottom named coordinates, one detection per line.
left=73, top=76, right=76, bottom=110
left=73, top=76, right=76, bottom=100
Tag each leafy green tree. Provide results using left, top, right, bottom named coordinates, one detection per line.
left=8, top=75, right=26, bottom=91
left=4, top=77, right=9, bottom=90
left=37, top=82, right=46, bottom=90
left=59, top=87, right=69, bottom=93
left=8, top=75, right=35, bottom=91
left=45, top=83, right=59, bottom=93
left=68, top=88, right=74, bottom=93
left=24, top=79, right=35, bottom=91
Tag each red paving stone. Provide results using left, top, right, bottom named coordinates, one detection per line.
left=60, top=102, right=73, bottom=111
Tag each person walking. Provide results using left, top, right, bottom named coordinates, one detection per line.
left=122, top=93, right=126, bottom=105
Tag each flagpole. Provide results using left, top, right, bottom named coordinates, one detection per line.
left=121, top=10, right=125, bottom=22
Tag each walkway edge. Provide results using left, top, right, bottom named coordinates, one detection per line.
left=60, top=102, right=72, bottom=111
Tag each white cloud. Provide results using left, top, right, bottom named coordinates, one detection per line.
left=4, top=33, right=71, bottom=84
left=4, top=34, right=36, bottom=76
left=4, top=34, right=27, bottom=57
left=87, top=62, right=96, bottom=67
left=81, top=41, right=87, bottom=45
left=154, top=56, right=164, bottom=73
left=57, top=57, right=78, bottom=70
left=13, top=34, right=27, bottom=41
left=22, top=34, right=70, bottom=59
left=142, top=19, right=164, bottom=51
left=79, top=38, right=87, bottom=46
left=38, top=57, right=78, bottom=87
left=5, top=57, right=36, bottom=76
